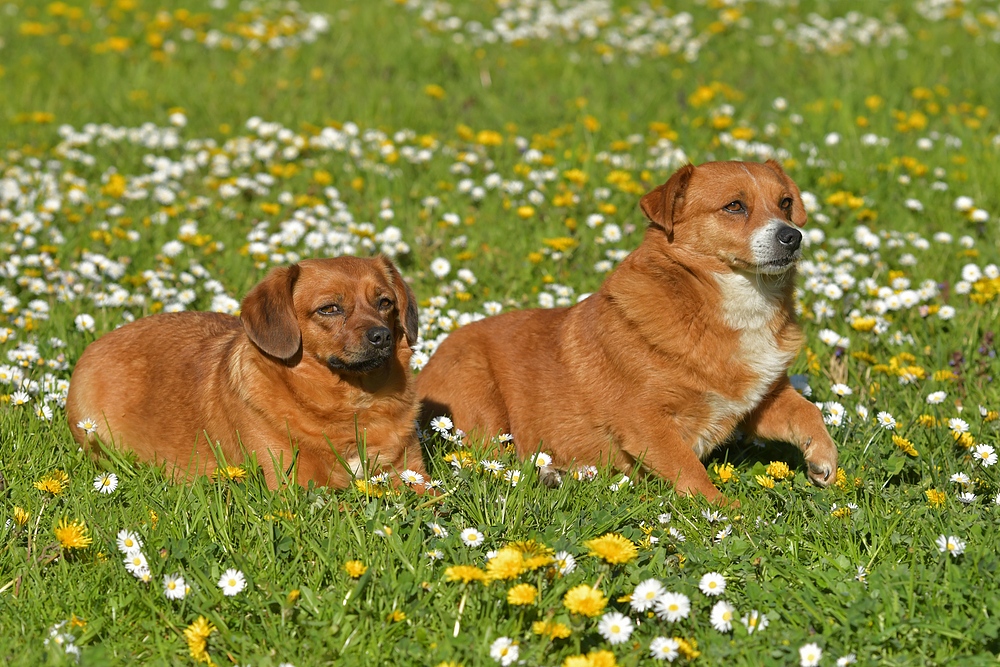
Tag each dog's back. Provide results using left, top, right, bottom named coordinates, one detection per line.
left=66, top=312, right=242, bottom=471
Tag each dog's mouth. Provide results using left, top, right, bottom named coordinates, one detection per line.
left=728, top=253, right=799, bottom=274
left=326, top=347, right=393, bottom=374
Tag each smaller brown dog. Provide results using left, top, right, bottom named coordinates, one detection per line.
left=417, top=160, right=838, bottom=503
left=66, top=256, right=428, bottom=490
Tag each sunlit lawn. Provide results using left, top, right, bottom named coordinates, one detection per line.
left=1, top=0, right=999, bottom=665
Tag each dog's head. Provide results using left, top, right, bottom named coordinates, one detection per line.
left=240, top=256, right=418, bottom=373
left=640, top=160, right=807, bottom=275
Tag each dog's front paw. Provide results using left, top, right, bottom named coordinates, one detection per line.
left=804, top=437, right=838, bottom=487
left=538, top=465, right=563, bottom=489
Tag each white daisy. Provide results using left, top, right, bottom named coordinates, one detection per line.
left=597, top=611, right=634, bottom=645
left=710, top=600, right=735, bottom=632
left=741, top=609, right=769, bottom=634
left=428, top=522, right=448, bottom=538
left=699, top=572, right=726, bottom=597
left=630, top=578, right=665, bottom=612
left=123, top=551, right=148, bottom=576
left=836, top=654, right=858, bottom=666
left=973, top=443, right=997, bottom=467
left=398, top=469, right=425, bottom=485
left=93, top=472, right=118, bottom=494
left=429, top=415, right=453, bottom=434
left=935, top=534, right=966, bottom=557
left=163, top=573, right=187, bottom=600
left=116, top=530, right=143, bottom=554
left=460, top=528, right=484, bottom=547
left=654, top=592, right=690, bottom=622
left=948, top=417, right=969, bottom=434
left=531, top=452, right=552, bottom=467
left=875, top=411, right=897, bottom=430
left=957, top=491, right=978, bottom=504
left=218, top=568, right=247, bottom=596
left=553, top=551, right=576, bottom=575
left=926, top=391, right=947, bottom=405
left=830, top=383, right=852, bottom=397
left=799, top=642, right=823, bottom=667
left=489, top=637, right=518, bottom=666
left=76, top=418, right=99, bottom=435
left=649, top=636, right=680, bottom=661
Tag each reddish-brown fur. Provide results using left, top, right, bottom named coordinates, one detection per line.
left=416, top=160, right=838, bottom=503
left=66, top=256, right=429, bottom=490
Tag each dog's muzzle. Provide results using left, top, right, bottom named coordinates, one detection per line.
left=327, top=327, right=394, bottom=373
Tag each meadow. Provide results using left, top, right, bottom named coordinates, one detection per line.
left=1, top=0, right=1000, bottom=664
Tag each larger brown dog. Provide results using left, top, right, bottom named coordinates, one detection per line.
left=66, top=256, right=428, bottom=489
left=416, top=161, right=838, bottom=502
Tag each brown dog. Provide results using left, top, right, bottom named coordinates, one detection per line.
left=416, top=160, right=838, bottom=502
left=66, top=256, right=429, bottom=490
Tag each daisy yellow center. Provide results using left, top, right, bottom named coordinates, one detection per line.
left=168, top=582, right=177, bottom=590
left=722, top=611, right=732, bottom=621
left=644, top=591, right=656, bottom=600
left=103, top=478, right=111, bottom=486
left=125, top=540, right=134, bottom=548
left=669, top=603, right=679, bottom=611
left=228, top=578, right=237, bottom=586
left=611, top=624, right=621, bottom=633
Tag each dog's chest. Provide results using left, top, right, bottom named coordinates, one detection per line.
left=696, top=273, right=795, bottom=454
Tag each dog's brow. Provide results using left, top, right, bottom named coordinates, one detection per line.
left=738, top=163, right=758, bottom=187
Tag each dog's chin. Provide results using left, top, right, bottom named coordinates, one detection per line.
left=729, top=253, right=800, bottom=276
left=326, top=350, right=392, bottom=374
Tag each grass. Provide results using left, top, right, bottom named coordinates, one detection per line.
left=1, top=0, right=1000, bottom=665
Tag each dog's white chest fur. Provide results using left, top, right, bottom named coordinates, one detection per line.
left=695, top=272, right=795, bottom=458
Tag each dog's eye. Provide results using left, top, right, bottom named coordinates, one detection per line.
left=316, top=304, right=342, bottom=316
left=377, top=297, right=394, bottom=311
left=723, top=201, right=745, bottom=213
left=779, top=197, right=793, bottom=210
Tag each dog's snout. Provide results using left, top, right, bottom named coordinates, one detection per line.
left=776, top=226, right=802, bottom=250
left=366, top=326, right=392, bottom=350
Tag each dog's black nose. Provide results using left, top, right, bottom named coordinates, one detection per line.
left=776, top=226, right=802, bottom=250
left=366, top=326, right=392, bottom=350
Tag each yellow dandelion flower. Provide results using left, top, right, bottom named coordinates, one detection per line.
left=184, top=616, right=216, bottom=666
left=444, top=565, right=487, bottom=584
left=754, top=474, right=775, bottom=489
left=766, top=461, right=793, bottom=480
left=486, top=547, right=526, bottom=581
left=424, top=84, right=446, bottom=99
left=925, top=488, right=947, bottom=506
left=712, top=462, right=737, bottom=483
left=54, top=518, right=92, bottom=550
left=583, top=533, right=638, bottom=565
left=892, top=435, right=918, bottom=457
left=564, top=649, right=617, bottom=667
left=532, top=620, right=572, bottom=639
left=506, top=583, right=538, bottom=606
left=387, top=609, right=406, bottom=622
left=563, top=584, right=607, bottom=617
left=831, top=507, right=852, bottom=519
left=213, top=465, right=247, bottom=482
left=354, top=479, right=384, bottom=497
left=916, top=414, right=938, bottom=428
left=676, top=637, right=701, bottom=659
left=343, top=560, right=367, bottom=578
left=833, top=467, right=848, bottom=490
left=13, top=506, right=29, bottom=527
left=34, top=470, right=69, bottom=495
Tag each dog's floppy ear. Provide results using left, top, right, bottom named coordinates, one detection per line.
left=378, top=256, right=419, bottom=348
left=240, top=264, right=302, bottom=359
left=764, top=159, right=808, bottom=228
left=640, top=164, right=695, bottom=235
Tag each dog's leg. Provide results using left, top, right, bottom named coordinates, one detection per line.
left=742, top=378, right=839, bottom=487
left=621, top=428, right=726, bottom=504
